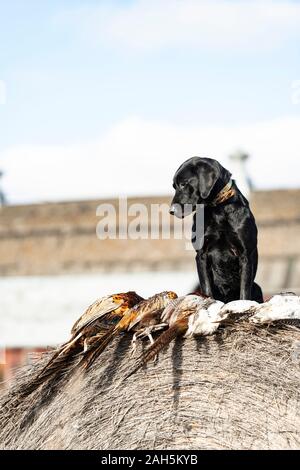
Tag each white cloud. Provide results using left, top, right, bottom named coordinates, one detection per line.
left=1, top=115, right=300, bottom=204
left=57, top=0, right=300, bottom=52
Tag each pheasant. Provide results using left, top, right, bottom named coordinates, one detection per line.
left=20, top=291, right=143, bottom=397
left=185, top=298, right=224, bottom=336
left=79, top=291, right=178, bottom=369
left=126, top=294, right=210, bottom=377
left=215, top=300, right=259, bottom=327
left=250, top=293, right=300, bottom=326
left=128, top=295, right=181, bottom=354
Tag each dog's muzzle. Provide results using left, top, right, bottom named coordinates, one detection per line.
left=169, top=204, right=178, bottom=216
left=170, top=203, right=194, bottom=218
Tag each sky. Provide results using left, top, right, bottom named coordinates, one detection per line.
left=0, top=0, right=300, bottom=204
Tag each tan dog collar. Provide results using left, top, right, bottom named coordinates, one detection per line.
left=209, top=179, right=236, bottom=206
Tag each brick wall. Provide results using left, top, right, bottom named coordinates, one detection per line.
left=0, top=347, right=47, bottom=386
left=0, top=190, right=300, bottom=292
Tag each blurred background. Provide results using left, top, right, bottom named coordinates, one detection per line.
left=1, top=0, right=300, bottom=384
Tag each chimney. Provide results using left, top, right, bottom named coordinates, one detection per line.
left=229, top=150, right=252, bottom=200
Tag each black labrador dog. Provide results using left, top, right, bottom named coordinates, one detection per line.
left=170, top=157, right=263, bottom=303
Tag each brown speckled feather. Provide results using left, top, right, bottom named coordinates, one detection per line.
left=126, top=295, right=202, bottom=378
left=79, top=291, right=178, bottom=369
left=71, top=292, right=143, bottom=335
left=19, top=291, right=143, bottom=398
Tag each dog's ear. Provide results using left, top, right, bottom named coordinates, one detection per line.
left=195, top=160, right=220, bottom=200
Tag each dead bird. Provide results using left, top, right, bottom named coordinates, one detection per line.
left=78, top=291, right=178, bottom=369
left=250, top=293, right=300, bottom=326
left=128, top=295, right=183, bottom=354
left=19, top=291, right=143, bottom=398
left=126, top=294, right=210, bottom=377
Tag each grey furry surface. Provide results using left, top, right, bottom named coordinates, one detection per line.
left=0, top=324, right=300, bottom=450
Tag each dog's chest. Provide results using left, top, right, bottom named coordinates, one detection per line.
left=192, top=207, right=240, bottom=257
left=201, top=214, right=239, bottom=257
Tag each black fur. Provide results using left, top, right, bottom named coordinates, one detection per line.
left=170, top=157, right=263, bottom=303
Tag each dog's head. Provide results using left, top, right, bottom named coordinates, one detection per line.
left=170, top=157, right=232, bottom=218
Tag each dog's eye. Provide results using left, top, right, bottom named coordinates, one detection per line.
left=179, top=181, right=187, bottom=189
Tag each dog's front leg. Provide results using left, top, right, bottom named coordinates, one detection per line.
left=239, top=253, right=253, bottom=300
left=196, top=250, right=213, bottom=297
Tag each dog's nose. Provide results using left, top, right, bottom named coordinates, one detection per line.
left=169, top=204, right=176, bottom=216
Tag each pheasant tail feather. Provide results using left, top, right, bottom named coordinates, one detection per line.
left=78, top=326, right=117, bottom=370
left=126, top=325, right=180, bottom=379
left=20, top=345, right=78, bottom=398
